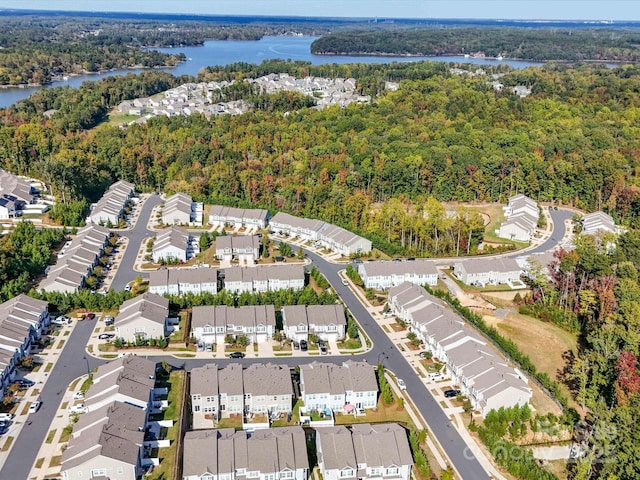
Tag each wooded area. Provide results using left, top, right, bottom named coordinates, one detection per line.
left=311, top=27, right=640, bottom=62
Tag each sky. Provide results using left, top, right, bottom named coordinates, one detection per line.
left=0, top=0, right=639, bottom=21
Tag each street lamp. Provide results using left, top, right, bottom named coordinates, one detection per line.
left=83, top=356, right=91, bottom=376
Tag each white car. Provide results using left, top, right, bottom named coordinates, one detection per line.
left=429, top=372, right=444, bottom=381
left=69, top=404, right=88, bottom=414
left=28, top=400, right=42, bottom=414
left=397, top=378, right=407, bottom=390
left=72, top=391, right=84, bottom=400
left=342, top=279, right=349, bottom=286
left=0, top=413, right=15, bottom=421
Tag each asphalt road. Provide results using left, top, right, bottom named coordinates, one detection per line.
left=110, top=193, right=163, bottom=291
left=0, top=318, right=104, bottom=480
left=3, top=204, right=571, bottom=480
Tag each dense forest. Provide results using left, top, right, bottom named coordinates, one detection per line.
left=311, top=27, right=640, bottom=62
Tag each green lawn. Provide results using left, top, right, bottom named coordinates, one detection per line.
left=146, top=370, right=186, bottom=480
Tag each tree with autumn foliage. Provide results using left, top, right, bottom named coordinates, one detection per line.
left=615, top=351, right=640, bottom=406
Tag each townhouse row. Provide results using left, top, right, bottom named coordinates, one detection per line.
left=207, top=206, right=372, bottom=256
left=61, top=356, right=167, bottom=480
left=496, top=194, right=539, bottom=243
left=148, top=264, right=305, bottom=296
left=388, top=282, right=532, bottom=417
left=189, top=360, right=377, bottom=430
left=183, top=423, right=412, bottom=480
left=0, top=169, right=38, bottom=219
left=0, top=295, right=50, bottom=389
left=161, top=192, right=203, bottom=226
left=39, top=224, right=113, bottom=293
left=86, top=180, right=135, bottom=226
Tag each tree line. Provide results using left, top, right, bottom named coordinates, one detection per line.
left=311, top=27, right=640, bottom=63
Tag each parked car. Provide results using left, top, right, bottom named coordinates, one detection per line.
left=69, top=404, right=88, bottom=414
left=0, top=424, right=8, bottom=435
left=292, top=341, right=300, bottom=350
left=72, top=391, right=85, bottom=400
left=229, top=352, right=245, bottom=359
left=104, top=316, right=115, bottom=326
left=300, top=340, right=308, bottom=351
left=51, top=316, right=70, bottom=326
left=18, top=378, right=35, bottom=387
left=444, top=389, right=461, bottom=398
left=418, top=351, right=429, bottom=359
left=124, top=284, right=132, bottom=292
left=341, top=279, right=349, bottom=286
left=429, top=372, right=444, bottom=381
left=85, top=313, right=96, bottom=320
left=0, top=413, right=15, bottom=421
left=28, top=400, right=42, bottom=414
left=320, top=345, right=328, bottom=355
left=98, top=333, right=115, bottom=340
left=383, top=311, right=395, bottom=318
left=318, top=339, right=326, bottom=348
left=397, top=378, right=407, bottom=390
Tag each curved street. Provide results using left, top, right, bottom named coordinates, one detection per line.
left=0, top=202, right=574, bottom=480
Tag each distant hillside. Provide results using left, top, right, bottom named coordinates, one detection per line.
left=311, top=27, right=640, bottom=62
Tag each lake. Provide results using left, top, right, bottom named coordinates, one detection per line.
left=0, top=36, right=542, bottom=108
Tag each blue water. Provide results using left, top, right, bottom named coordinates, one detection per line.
left=0, top=35, right=542, bottom=108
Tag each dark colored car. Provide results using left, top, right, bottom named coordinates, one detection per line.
left=85, top=313, right=96, bottom=320
left=318, top=339, right=326, bottom=348
left=229, top=352, right=245, bottom=359
left=444, top=389, right=461, bottom=398
left=98, top=333, right=115, bottom=340
left=300, top=340, right=308, bottom=351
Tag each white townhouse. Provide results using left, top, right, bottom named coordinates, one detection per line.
left=215, top=235, right=261, bottom=264
left=191, top=305, right=276, bottom=349
left=190, top=363, right=293, bottom=429
left=299, top=361, right=378, bottom=413
left=453, top=257, right=522, bottom=286
left=183, top=427, right=309, bottom=480
left=269, top=212, right=326, bottom=242
left=208, top=205, right=270, bottom=230
left=282, top=305, right=347, bottom=342
left=318, top=224, right=372, bottom=256
left=162, top=192, right=203, bottom=226
left=316, top=424, right=413, bottom=480
left=387, top=282, right=532, bottom=417
left=39, top=225, right=111, bottom=293
left=223, top=265, right=305, bottom=293
left=152, top=225, right=199, bottom=263
left=357, top=259, right=438, bottom=290
left=149, top=267, right=218, bottom=296
left=61, top=401, right=147, bottom=480
left=83, top=356, right=159, bottom=412
left=0, top=169, right=37, bottom=218
left=87, top=180, right=135, bottom=226
left=497, top=194, right=539, bottom=242
left=581, top=210, right=618, bottom=236
left=0, top=295, right=50, bottom=388
left=114, top=292, right=171, bottom=343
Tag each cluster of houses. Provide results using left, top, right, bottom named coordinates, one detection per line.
left=356, top=259, right=439, bottom=291
left=208, top=205, right=270, bottom=231
left=496, top=194, right=539, bottom=243
left=185, top=361, right=411, bottom=480
left=0, top=169, right=40, bottom=219
left=39, top=225, right=113, bottom=293
left=117, top=74, right=370, bottom=125
left=61, top=356, right=169, bottom=480
left=149, top=268, right=218, bottom=296
left=151, top=225, right=200, bottom=264
left=0, top=295, right=50, bottom=390
left=388, top=282, right=532, bottom=417
left=160, top=193, right=203, bottom=227
left=86, top=180, right=136, bottom=226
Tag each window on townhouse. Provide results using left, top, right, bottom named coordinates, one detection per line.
left=134, top=327, right=145, bottom=333
left=280, top=471, right=294, bottom=479
left=192, top=394, right=201, bottom=400
left=328, top=325, right=337, bottom=331
left=257, top=326, right=266, bottom=332
left=272, top=395, right=278, bottom=401
left=247, top=472, right=259, bottom=479
left=206, top=396, right=215, bottom=402
left=385, top=467, right=399, bottom=476
left=370, top=468, right=381, bottom=476
left=194, top=405, right=201, bottom=412
left=204, top=326, right=213, bottom=333
left=341, top=469, right=355, bottom=477
left=264, top=474, right=276, bottom=480
left=91, top=469, right=107, bottom=477
left=236, top=468, right=246, bottom=476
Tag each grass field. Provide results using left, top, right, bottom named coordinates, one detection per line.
left=482, top=304, right=578, bottom=414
